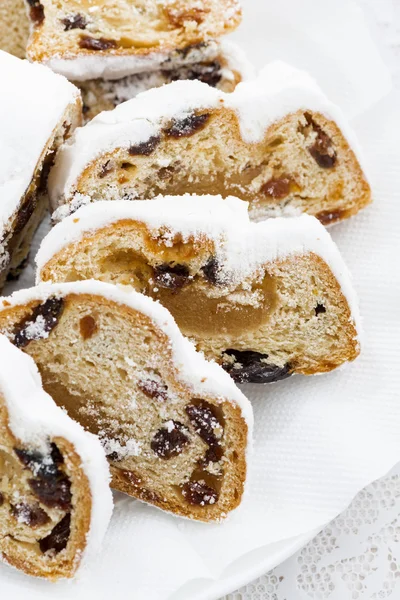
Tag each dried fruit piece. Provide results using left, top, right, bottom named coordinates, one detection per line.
left=13, top=297, right=64, bottom=348
left=138, top=379, right=168, bottom=401
left=201, top=257, right=221, bottom=285
left=128, top=136, right=160, bottom=156
left=317, top=209, right=345, bottom=225
left=14, top=447, right=59, bottom=480
left=61, top=14, right=88, bottom=31
left=27, top=0, right=45, bottom=25
left=153, top=264, right=190, bottom=289
left=261, top=175, right=292, bottom=199
left=165, top=6, right=208, bottom=27
left=223, top=349, right=293, bottom=384
left=11, top=502, right=50, bottom=527
left=39, top=514, right=71, bottom=554
left=182, top=480, right=218, bottom=506
left=29, top=475, right=72, bottom=510
left=151, top=421, right=190, bottom=459
left=165, top=113, right=210, bottom=138
left=0, top=493, right=3, bottom=506
left=186, top=401, right=223, bottom=463
left=304, top=114, right=337, bottom=169
left=79, top=36, right=117, bottom=51
left=80, top=315, right=97, bottom=340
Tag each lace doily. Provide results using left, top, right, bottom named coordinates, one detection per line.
left=224, top=2, right=400, bottom=598
left=224, top=464, right=400, bottom=599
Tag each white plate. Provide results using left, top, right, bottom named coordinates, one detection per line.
left=171, top=529, right=320, bottom=600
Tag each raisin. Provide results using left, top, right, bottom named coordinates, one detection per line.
left=106, top=451, right=119, bottom=461
left=13, top=297, right=64, bottom=348
left=185, top=402, right=222, bottom=448
left=151, top=421, right=190, bottom=459
left=29, top=476, right=72, bottom=511
left=79, top=36, right=117, bottom=51
left=153, top=264, right=190, bottom=290
left=27, top=0, right=45, bottom=25
left=39, top=514, right=71, bottom=554
left=14, top=192, right=37, bottom=235
left=223, top=350, right=293, bottom=384
left=14, top=447, right=59, bottom=480
left=11, top=502, right=50, bottom=527
left=315, top=303, right=326, bottom=315
left=201, top=257, right=221, bottom=285
left=80, top=315, right=97, bottom=340
left=305, top=114, right=337, bottom=168
left=128, top=136, right=160, bottom=156
left=138, top=379, right=168, bottom=401
left=61, top=14, right=88, bottom=31
left=0, top=493, right=4, bottom=506
left=50, top=443, right=64, bottom=466
left=261, top=176, right=292, bottom=199
left=165, top=113, right=210, bottom=138
left=182, top=481, right=218, bottom=506
left=317, top=209, right=345, bottom=225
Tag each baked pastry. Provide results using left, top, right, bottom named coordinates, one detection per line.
left=36, top=195, right=361, bottom=381
left=24, top=0, right=241, bottom=81
left=0, top=50, right=81, bottom=289
left=79, top=41, right=253, bottom=122
left=0, top=334, right=112, bottom=580
left=0, top=0, right=29, bottom=58
left=49, top=61, right=371, bottom=225
left=0, top=280, right=252, bottom=522
left=0, top=2, right=251, bottom=122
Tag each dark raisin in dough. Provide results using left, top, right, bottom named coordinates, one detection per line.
left=165, top=113, right=210, bottom=138
left=128, top=136, right=160, bottom=156
left=153, top=264, right=190, bottom=289
left=151, top=421, right=190, bottom=459
left=13, top=297, right=64, bottom=348
left=261, top=176, right=292, bottom=199
left=29, top=475, right=72, bottom=511
left=61, top=14, right=88, bottom=30
left=79, top=36, right=117, bottom=51
left=11, top=502, right=50, bottom=527
left=201, top=257, right=221, bottom=285
left=138, top=379, right=168, bottom=401
left=39, top=514, right=71, bottom=554
left=182, top=481, right=218, bottom=505
left=223, top=349, right=293, bottom=384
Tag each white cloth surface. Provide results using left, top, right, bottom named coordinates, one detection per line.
left=1, top=1, right=399, bottom=599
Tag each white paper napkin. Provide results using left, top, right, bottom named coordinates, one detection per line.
left=1, top=2, right=399, bottom=599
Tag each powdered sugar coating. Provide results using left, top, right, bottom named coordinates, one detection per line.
left=0, top=335, right=113, bottom=574
left=48, top=61, right=368, bottom=209
left=0, top=281, right=253, bottom=432
left=35, top=195, right=361, bottom=338
left=0, top=51, right=80, bottom=233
